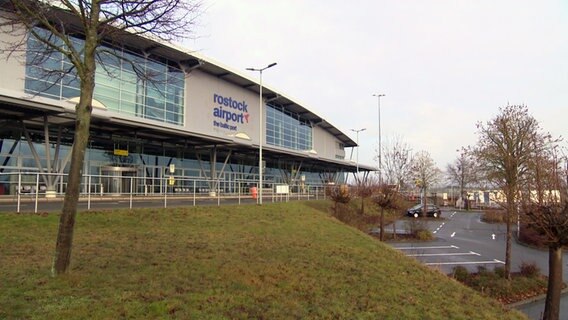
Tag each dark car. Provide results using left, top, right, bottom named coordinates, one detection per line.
left=407, top=204, right=442, bottom=218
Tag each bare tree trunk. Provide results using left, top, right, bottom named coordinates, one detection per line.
left=543, top=246, right=563, bottom=320
left=52, top=47, right=96, bottom=275
left=52, top=99, right=92, bottom=275
left=379, top=208, right=384, bottom=241
left=503, top=188, right=516, bottom=280
left=504, top=207, right=512, bottom=280
left=423, top=188, right=427, bottom=218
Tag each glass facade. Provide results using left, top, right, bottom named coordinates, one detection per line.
left=24, top=28, right=185, bottom=125
left=266, top=104, right=312, bottom=151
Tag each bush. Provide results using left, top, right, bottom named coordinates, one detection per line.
left=477, top=265, right=490, bottom=276
left=519, top=262, right=540, bottom=278
left=481, top=209, right=505, bottom=223
left=448, top=263, right=548, bottom=304
left=404, top=219, right=426, bottom=235
left=518, top=224, right=548, bottom=248
left=329, top=185, right=351, bottom=205
left=452, top=266, right=469, bottom=282
left=403, top=219, right=434, bottom=241
left=415, top=230, right=434, bottom=241
left=494, top=266, right=506, bottom=278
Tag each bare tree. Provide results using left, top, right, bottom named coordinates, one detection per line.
left=0, top=0, right=201, bottom=275
left=471, top=104, right=550, bottom=279
left=373, top=184, right=404, bottom=241
left=410, top=150, right=441, bottom=215
left=355, top=175, right=377, bottom=215
left=379, top=134, right=413, bottom=190
left=521, top=144, right=566, bottom=320
left=446, top=149, right=478, bottom=208
left=329, top=184, right=351, bottom=216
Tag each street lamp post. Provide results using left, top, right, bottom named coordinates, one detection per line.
left=373, top=93, right=385, bottom=185
left=246, top=62, right=277, bottom=205
left=350, top=128, right=366, bottom=181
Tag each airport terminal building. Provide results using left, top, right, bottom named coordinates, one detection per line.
left=0, top=8, right=374, bottom=198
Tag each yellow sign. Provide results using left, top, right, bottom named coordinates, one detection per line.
left=168, top=176, right=175, bottom=185
left=114, top=149, right=129, bottom=156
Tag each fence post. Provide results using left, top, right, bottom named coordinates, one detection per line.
left=34, top=173, right=39, bottom=213
left=193, top=180, right=196, bottom=206
left=87, top=175, right=91, bottom=210
left=217, top=179, right=220, bottom=206
left=17, top=172, right=21, bottom=213
left=164, top=177, right=167, bottom=208
left=129, top=177, right=133, bottom=209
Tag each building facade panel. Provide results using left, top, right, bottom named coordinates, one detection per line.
left=185, top=70, right=260, bottom=144
left=312, top=126, right=345, bottom=160
left=0, top=26, right=26, bottom=95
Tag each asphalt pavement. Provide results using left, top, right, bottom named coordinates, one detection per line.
left=388, top=209, right=568, bottom=319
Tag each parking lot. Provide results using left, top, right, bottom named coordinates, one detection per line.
left=390, top=210, right=522, bottom=274
left=388, top=209, right=568, bottom=319
left=395, top=244, right=504, bottom=274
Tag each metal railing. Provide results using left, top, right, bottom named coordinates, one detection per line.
left=0, top=172, right=330, bottom=213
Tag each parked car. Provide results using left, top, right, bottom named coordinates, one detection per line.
left=406, top=204, right=442, bottom=218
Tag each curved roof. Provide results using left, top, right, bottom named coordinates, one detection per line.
left=1, top=2, right=357, bottom=148
left=111, top=30, right=358, bottom=149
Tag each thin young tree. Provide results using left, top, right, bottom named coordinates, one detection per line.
left=373, top=184, right=403, bottom=241
left=379, top=134, right=413, bottom=190
left=0, top=0, right=201, bottom=275
left=410, top=150, right=441, bottom=216
left=329, top=184, right=351, bottom=216
left=521, top=145, right=566, bottom=320
left=446, top=149, right=478, bottom=209
left=355, top=175, right=376, bottom=215
left=471, top=104, right=549, bottom=279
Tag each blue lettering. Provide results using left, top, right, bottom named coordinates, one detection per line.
left=213, top=107, right=221, bottom=118
left=213, top=93, right=249, bottom=127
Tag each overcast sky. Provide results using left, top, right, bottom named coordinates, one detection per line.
left=186, top=0, right=568, bottom=171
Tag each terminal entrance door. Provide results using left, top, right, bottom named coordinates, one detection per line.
left=101, top=166, right=137, bottom=195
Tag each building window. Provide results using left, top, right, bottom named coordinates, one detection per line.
left=266, top=104, right=312, bottom=151
left=24, top=28, right=185, bottom=125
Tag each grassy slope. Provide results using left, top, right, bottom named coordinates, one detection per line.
left=1, top=201, right=525, bottom=319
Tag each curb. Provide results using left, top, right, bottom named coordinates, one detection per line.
left=508, top=288, right=568, bottom=309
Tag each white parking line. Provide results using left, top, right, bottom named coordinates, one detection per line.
left=396, top=245, right=459, bottom=250
left=407, top=251, right=481, bottom=257
left=425, top=259, right=505, bottom=266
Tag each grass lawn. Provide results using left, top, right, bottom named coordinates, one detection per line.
left=1, top=201, right=526, bottom=319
